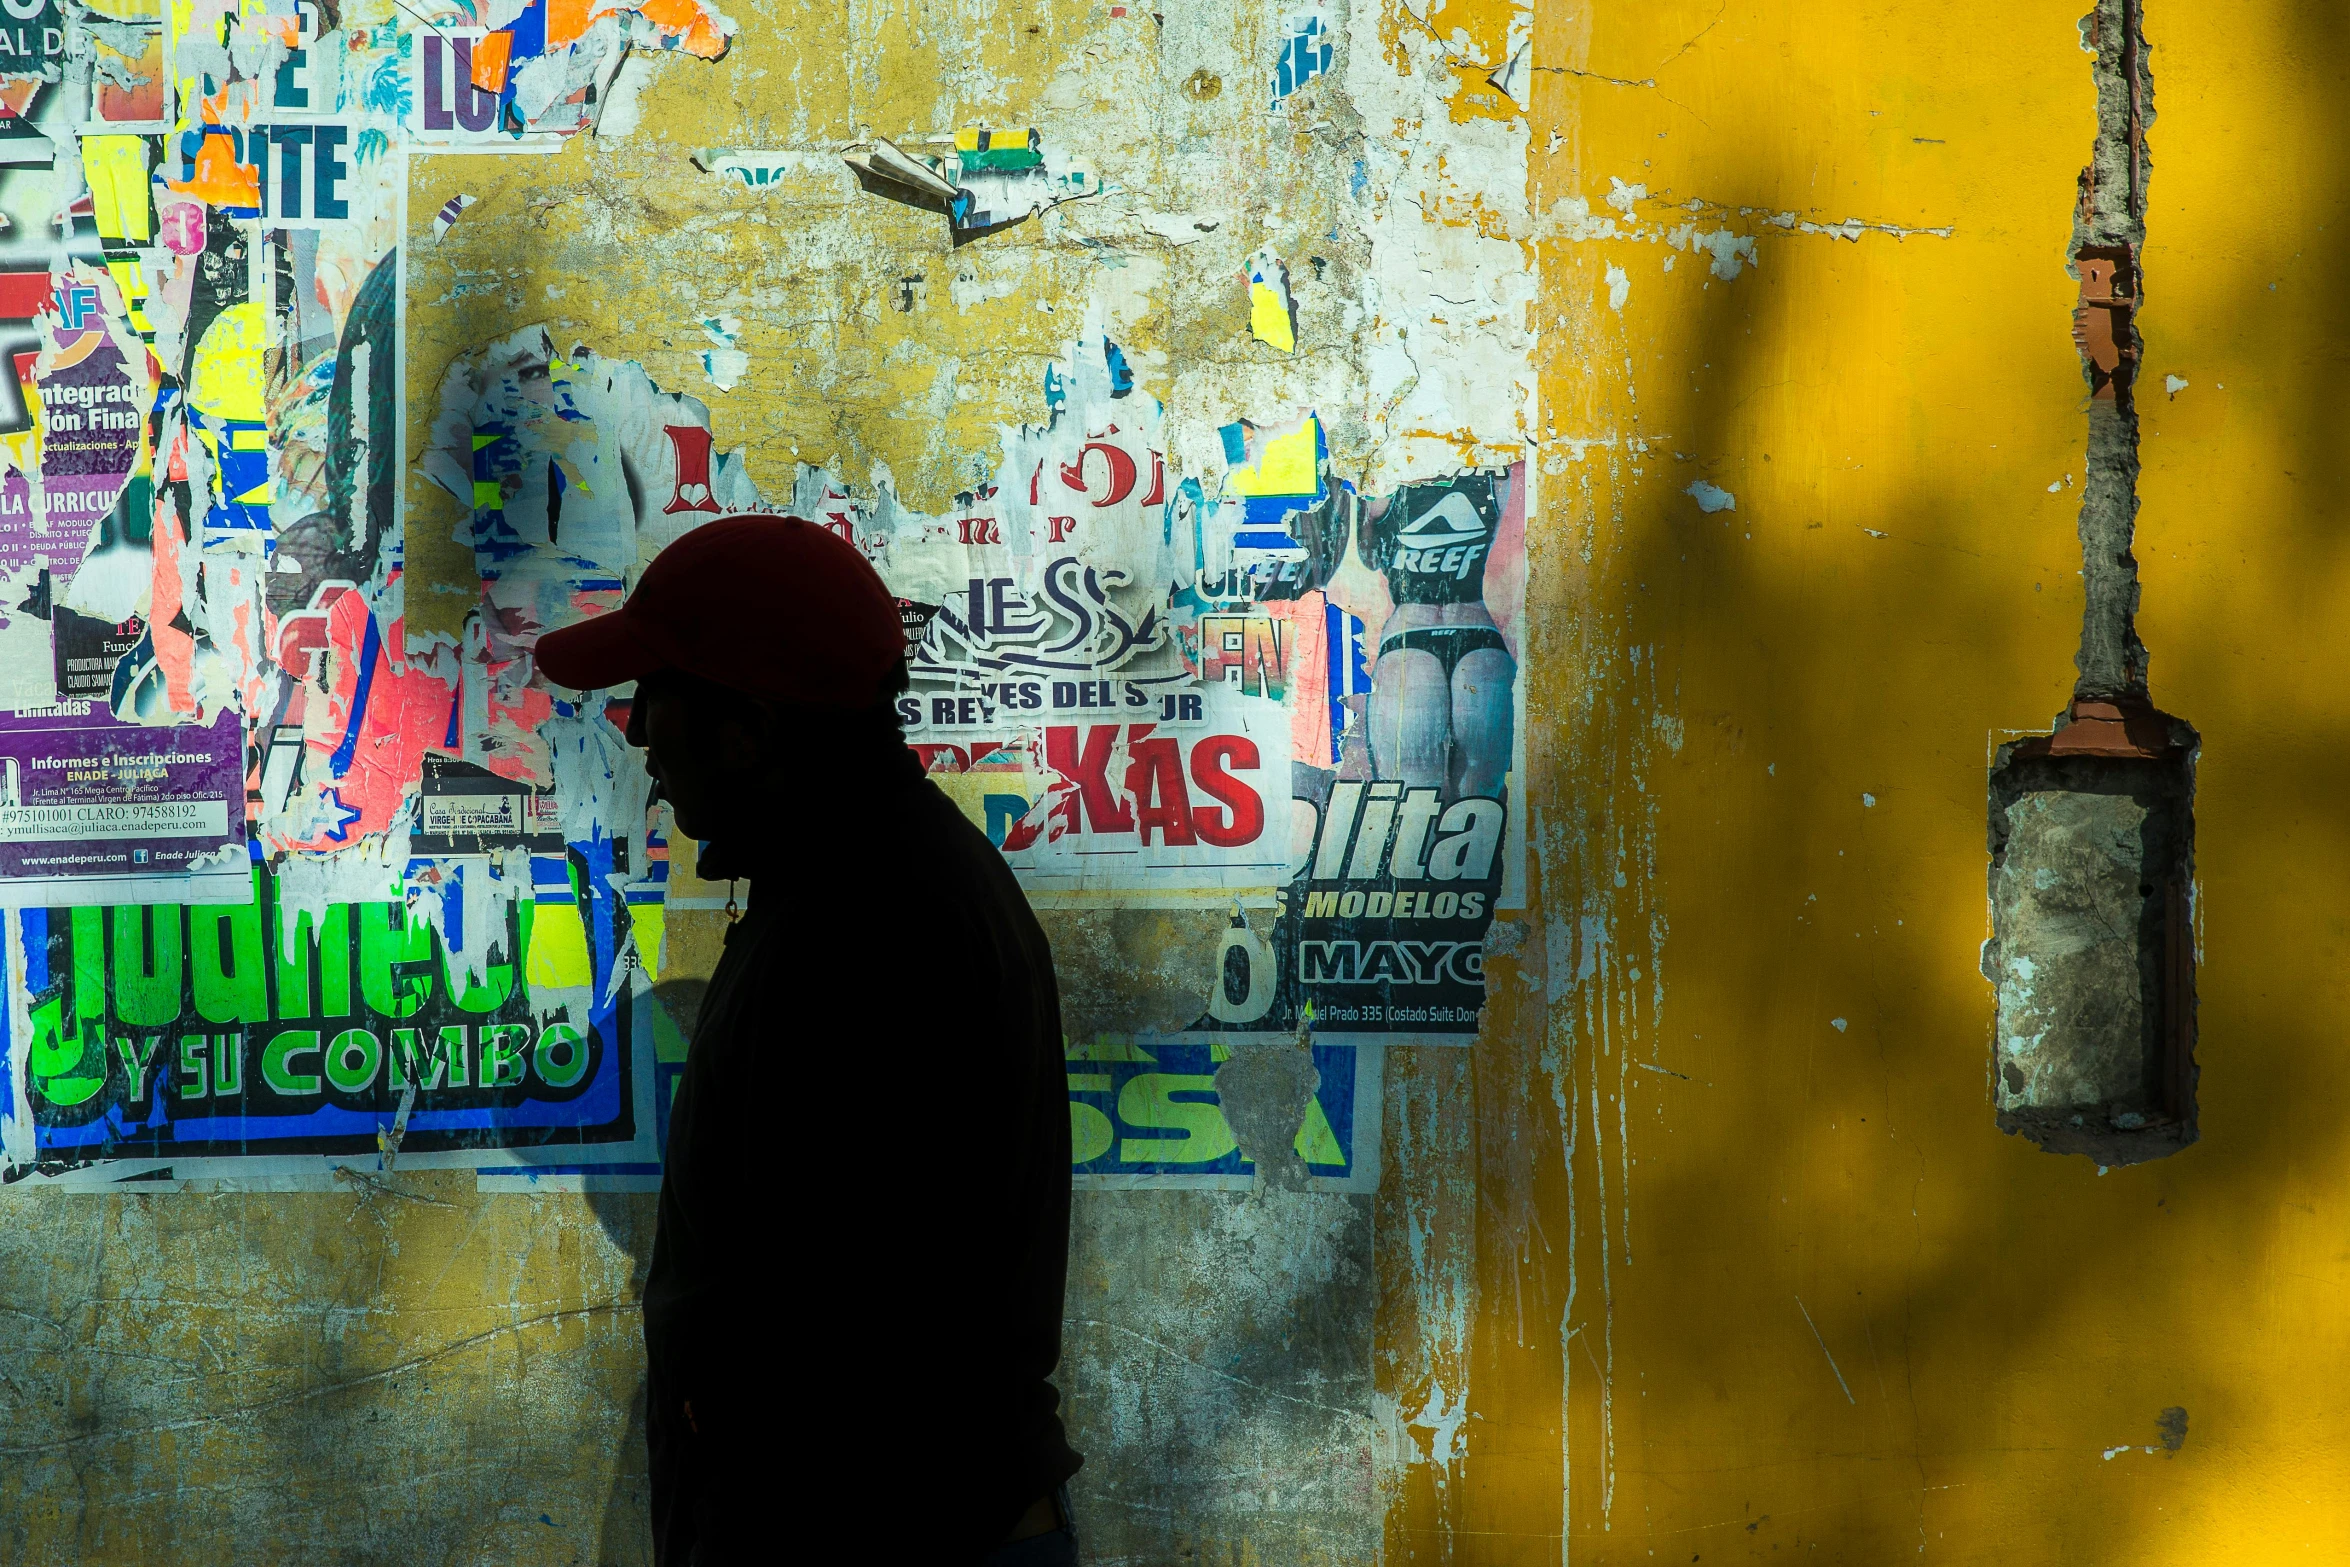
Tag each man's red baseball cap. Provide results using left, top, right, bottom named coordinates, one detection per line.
left=534, top=513, right=904, bottom=706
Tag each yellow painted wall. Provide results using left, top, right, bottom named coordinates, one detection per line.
left=1373, top=1, right=2348, bottom=1561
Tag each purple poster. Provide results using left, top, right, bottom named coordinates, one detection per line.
left=0, top=468, right=95, bottom=586
left=0, top=702, right=244, bottom=880
left=32, top=321, right=143, bottom=545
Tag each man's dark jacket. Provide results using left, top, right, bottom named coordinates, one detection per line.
left=642, top=749, right=1081, bottom=1561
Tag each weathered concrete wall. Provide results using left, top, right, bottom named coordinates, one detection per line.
left=0, top=1178, right=656, bottom=1562
left=7, top=1, right=2350, bottom=1564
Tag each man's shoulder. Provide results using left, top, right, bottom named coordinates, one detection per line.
left=874, top=779, right=1034, bottom=890
left=765, top=783, right=1038, bottom=931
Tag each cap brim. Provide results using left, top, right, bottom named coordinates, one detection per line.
left=534, top=607, right=668, bottom=692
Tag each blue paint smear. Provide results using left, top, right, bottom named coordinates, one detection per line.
left=325, top=607, right=382, bottom=778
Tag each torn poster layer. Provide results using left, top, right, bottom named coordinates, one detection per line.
left=418, top=325, right=1528, bottom=1048
left=0, top=0, right=742, bottom=1184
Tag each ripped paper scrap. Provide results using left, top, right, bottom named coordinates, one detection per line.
left=1489, top=45, right=1531, bottom=106
left=692, top=147, right=818, bottom=190
left=1247, top=249, right=1298, bottom=353
left=1212, top=412, right=1331, bottom=574
left=34, top=263, right=152, bottom=563
left=434, top=193, right=479, bottom=242
left=409, top=18, right=634, bottom=144
left=948, top=128, right=1097, bottom=237
left=470, top=29, right=516, bottom=93
left=1271, top=11, right=1334, bottom=104
left=590, top=0, right=736, bottom=59
left=1487, top=6, right=1532, bottom=108
left=699, top=316, right=745, bottom=390
left=842, top=136, right=959, bottom=206
left=1226, top=415, right=1323, bottom=500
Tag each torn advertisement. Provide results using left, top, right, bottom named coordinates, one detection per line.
left=51, top=603, right=141, bottom=700
left=80, top=1, right=167, bottom=127
left=255, top=581, right=459, bottom=853
left=0, top=0, right=84, bottom=175
left=1067, top=1036, right=1379, bottom=1193
left=409, top=25, right=556, bottom=147
left=1177, top=463, right=1528, bottom=1046
left=125, top=103, right=408, bottom=816
left=424, top=323, right=761, bottom=787
left=841, top=135, right=957, bottom=214
left=0, top=698, right=246, bottom=904
left=30, top=262, right=149, bottom=559
left=0, top=143, right=146, bottom=707
left=167, top=0, right=309, bottom=125
left=1246, top=248, right=1297, bottom=352
left=918, top=684, right=1293, bottom=892
left=0, top=859, right=656, bottom=1174
left=408, top=0, right=736, bottom=146
left=0, top=0, right=67, bottom=84
left=0, top=137, right=114, bottom=441
left=879, top=330, right=1289, bottom=891
left=697, top=314, right=744, bottom=390
left=1270, top=9, right=1333, bottom=106
left=948, top=128, right=1097, bottom=237
left=411, top=755, right=562, bottom=855
left=692, top=146, right=819, bottom=191
left=432, top=191, right=477, bottom=241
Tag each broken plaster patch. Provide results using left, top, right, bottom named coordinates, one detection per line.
left=1666, top=224, right=1758, bottom=280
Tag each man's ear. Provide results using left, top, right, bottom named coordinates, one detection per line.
left=715, top=698, right=790, bottom=771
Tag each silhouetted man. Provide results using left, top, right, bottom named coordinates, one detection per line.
left=538, top=515, right=1083, bottom=1564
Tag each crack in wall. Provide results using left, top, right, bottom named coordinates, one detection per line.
left=0, top=1299, right=642, bottom=1458
left=1984, top=0, right=2198, bottom=1165
left=2069, top=0, right=2155, bottom=699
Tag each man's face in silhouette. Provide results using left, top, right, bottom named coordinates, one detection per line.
left=627, top=669, right=766, bottom=842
